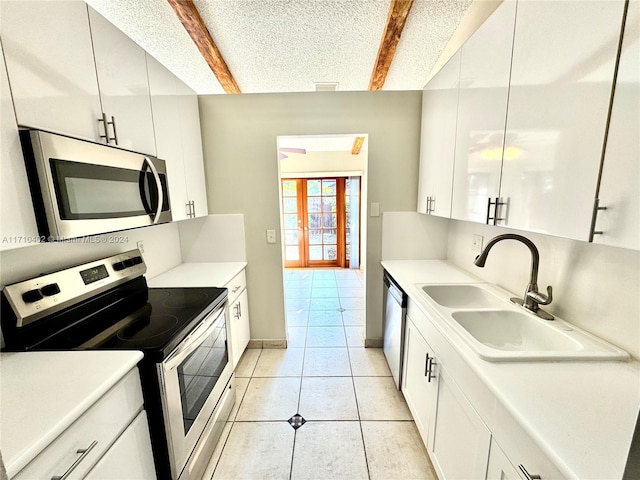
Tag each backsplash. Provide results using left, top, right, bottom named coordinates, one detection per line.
left=0, top=222, right=182, bottom=287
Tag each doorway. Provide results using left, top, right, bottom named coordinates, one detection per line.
left=282, top=177, right=357, bottom=268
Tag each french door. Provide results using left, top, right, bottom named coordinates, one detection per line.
left=282, top=178, right=346, bottom=268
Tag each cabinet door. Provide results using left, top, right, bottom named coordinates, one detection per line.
left=85, top=411, right=156, bottom=479
left=487, top=439, right=522, bottom=480
left=0, top=1, right=103, bottom=142
left=417, top=51, right=460, bottom=217
left=88, top=7, right=156, bottom=156
left=176, top=80, right=209, bottom=218
left=430, top=364, right=491, bottom=480
left=0, top=40, right=39, bottom=249
left=230, top=289, right=251, bottom=368
left=499, top=0, right=626, bottom=240
left=593, top=0, right=640, bottom=250
left=147, top=54, right=190, bottom=221
left=402, top=317, right=438, bottom=444
left=450, top=0, right=516, bottom=224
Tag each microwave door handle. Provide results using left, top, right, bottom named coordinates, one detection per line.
left=163, top=306, right=225, bottom=371
left=143, top=157, right=163, bottom=224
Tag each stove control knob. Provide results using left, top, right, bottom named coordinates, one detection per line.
left=41, top=283, right=61, bottom=297
left=113, top=261, right=125, bottom=271
left=22, top=289, right=43, bottom=303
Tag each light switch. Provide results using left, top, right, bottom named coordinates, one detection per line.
left=370, top=203, right=380, bottom=217
left=266, top=229, right=277, bottom=244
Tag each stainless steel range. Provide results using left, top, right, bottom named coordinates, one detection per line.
left=1, top=249, right=234, bottom=480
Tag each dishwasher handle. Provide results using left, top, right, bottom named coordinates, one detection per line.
left=384, top=272, right=407, bottom=307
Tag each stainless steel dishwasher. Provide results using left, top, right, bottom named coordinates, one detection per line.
left=383, top=270, right=407, bottom=390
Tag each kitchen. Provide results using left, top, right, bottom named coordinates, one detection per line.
left=1, top=0, right=639, bottom=479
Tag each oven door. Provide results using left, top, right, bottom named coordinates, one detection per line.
left=22, top=129, right=172, bottom=239
left=158, top=302, right=233, bottom=479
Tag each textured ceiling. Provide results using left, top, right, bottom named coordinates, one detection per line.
left=85, top=0, right=472, bottom=95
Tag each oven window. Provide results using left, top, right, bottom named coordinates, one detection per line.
left=50, top=158, right=169, bottom=220
left=177, top=312, right=228, bottom=435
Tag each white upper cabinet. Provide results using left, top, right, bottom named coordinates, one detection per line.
left=450, top=0, right=516, bottom=224
left=147, top=54, right=190, bottom=220
left=176, top=80, right=209, bottom=219
left=0, top=1, right=103, bottom=142
left=417, top=52, right=460, bottom=217
left=147, top=54, right=208, bottom=220
left=593, top=0, right=639, bottom=250
left=499, top=0, right=626, bottom=239
left=0, top=40, right=39, bottom=249
left=88, top=7, right=156, bottom=156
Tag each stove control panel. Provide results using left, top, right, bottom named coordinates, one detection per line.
left=2, top=249, right=147, bottom=327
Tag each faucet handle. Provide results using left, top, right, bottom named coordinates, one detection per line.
left=527, top=285, right=553, bottom=306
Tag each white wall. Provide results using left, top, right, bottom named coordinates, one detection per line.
left=446, top=220, right=640, bottom=359
left=198, top=91, right=423, bottom=341
left=0, top=222, right=182, bottom=287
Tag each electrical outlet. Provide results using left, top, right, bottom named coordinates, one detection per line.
left=471, top=234, right=483, bottom=254
left=266, top=229, right=277, bottom=244
left=137, top=240, right=145, bottom=254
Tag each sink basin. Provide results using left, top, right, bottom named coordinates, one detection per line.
left=451, top=310, right=581, bottom=352
left=448, top=309, right=629, bottom=361
left=420, top=284, right=505, bottom=309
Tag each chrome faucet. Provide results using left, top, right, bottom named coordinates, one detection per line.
left=474, top=234, right=554, bottom=320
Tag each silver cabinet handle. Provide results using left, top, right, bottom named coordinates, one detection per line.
left=109, top=115, right=118, bottom=145
left=98, top=114, right=117, bottom=144
left=518, top=464, right=541, bottom=480
left=589, top=197, right=608, bottom=240
left=51, top=440, right=98, bottom=480
left=424, top=353, right=437, bottom=382
left=143, top=157, right=163, bottom=224
left=486, top=197, right=507, bottom=225
left=232, top=286, right=241, bottom=294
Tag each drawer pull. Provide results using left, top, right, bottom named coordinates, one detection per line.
left=518, top=464, right=541, bottom=480
left=232, top=285, right=241, bottom=293
left=51, top=440, right=98, bottom=480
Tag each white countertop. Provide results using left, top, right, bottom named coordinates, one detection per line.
left=148, top=262, right=247, bottom=288
left=0, top=350, right=143, bottom=478
left=382, top=259, right=640, bottom=480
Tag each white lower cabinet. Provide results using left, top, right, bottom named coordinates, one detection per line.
left=430, top=363, right=491, bottom=480
left=226, top=269, right=251, bottom=368
left=13, top=368, right=154, bottom=480
left=402, top=317, right=438, bottom=443
left=85, top=411, right=155, bottom=479
left=487, top=439, right=522, bottom=480
left=403, top=313, right=491, bottom=480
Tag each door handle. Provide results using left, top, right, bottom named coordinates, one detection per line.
left=143, top=157, right=163, bottom=223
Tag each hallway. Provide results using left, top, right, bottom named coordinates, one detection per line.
left=204, top=268, right=436, bottom=479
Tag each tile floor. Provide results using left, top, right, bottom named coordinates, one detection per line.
left=205, top=268, right=437, bottom=480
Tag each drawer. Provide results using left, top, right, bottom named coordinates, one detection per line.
left=15, top=368, right=144, bottom=480
left=225, top=269, right=246, bottom=303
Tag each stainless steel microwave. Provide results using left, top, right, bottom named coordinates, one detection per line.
left=20, top=129, right=172, bottom=240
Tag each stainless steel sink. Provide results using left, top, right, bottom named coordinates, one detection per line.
left=420, top=284, right=504, bottom=309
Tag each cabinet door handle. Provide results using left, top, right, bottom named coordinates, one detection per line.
left=589, top=197, right=608, bottom=240
left=518, top=464, right=541, bottom=480
left=191, top=201, right=196, bottom=217
left=427, top=357, right=437, bottom=383
left=486, top=197, right=507, bottom=225
left=424, top=352, right=430, bottom=376
left=429, top=196, right=435, bottom=214
left=109, top=115, right=119, bottom=145
left=51, top=440, right=98, bottom=480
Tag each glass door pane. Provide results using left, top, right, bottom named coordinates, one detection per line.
left=282, top=179, right=304, bottom=267
left=306, top=178, right=341, bottom=266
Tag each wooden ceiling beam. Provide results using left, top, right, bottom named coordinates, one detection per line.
left=167, top=0, right=241, bottom=94
left=352, top=136, right=365, bottom=155
left=369, top=0, right=415, bottom=91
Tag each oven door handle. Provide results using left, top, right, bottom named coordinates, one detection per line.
left=143, top=157, right=163, bottom=224
left=163, top=305, right=225, bottom=371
